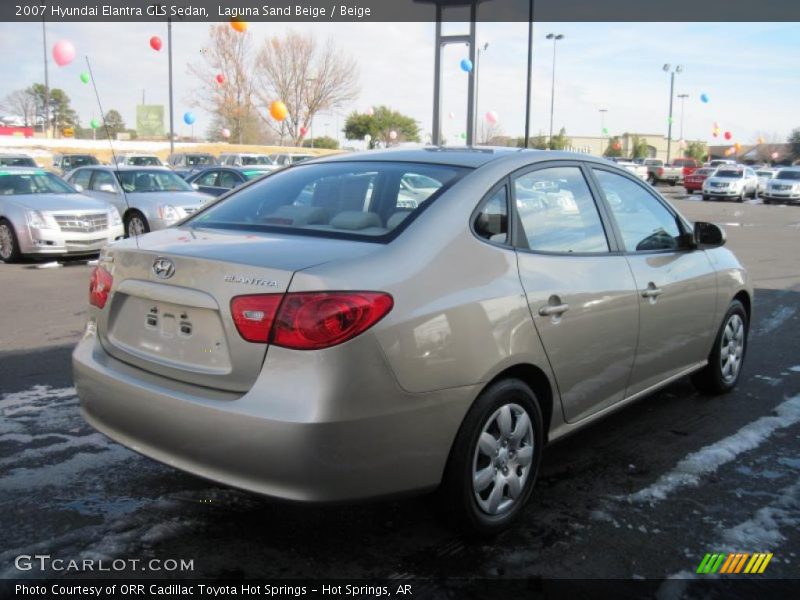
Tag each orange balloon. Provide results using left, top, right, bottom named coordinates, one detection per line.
left=230, top=18, right=248, bottom=33
left=270, top=100, right=288, bottom=121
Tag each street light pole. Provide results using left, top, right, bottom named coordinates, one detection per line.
left=663, top=63, right=682, bottom=163
left=167, top=18, right=175, bottom=155
left=41, top=20, right=50, bottom=137
left=677, top=93, right=689, bottom=141
left=599, top=108, right=608, bottom=154
left=524, top=0, right=534, bottom=148
left=546, top=33, right=564, bottom=148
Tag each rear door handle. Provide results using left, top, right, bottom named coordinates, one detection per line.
left=538, top=303, right=570, bottom=317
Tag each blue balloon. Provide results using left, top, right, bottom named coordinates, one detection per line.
left=460, top=58, right=473, bottom=73
left=700, top=93, right=709, bottom=103
left=183, top=111, right=196, bottom=125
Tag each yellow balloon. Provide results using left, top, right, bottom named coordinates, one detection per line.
left=230, top=18, right=248, bottom=33
left=270, top=100, right=288, bottom=121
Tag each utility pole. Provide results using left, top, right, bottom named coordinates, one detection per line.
left=677, top=93, right=689, bottom=140
left=41, top=20, right=50, bottom=138
left=663, top=64, right=683, bottom=163
left=546, top=33, right=564, bottom=148
left=168, top=18, right=175, bottom=155
left=524, top=0, right=534, bottom=147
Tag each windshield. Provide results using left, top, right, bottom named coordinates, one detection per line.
left=240, top=155, right=274, bottom=165
left=117, top=170, right=193, bottom=193
left=126, top=156, right=162, bottom=166
left=756, top=170, right=774, bottom=177
left=696, top=168, right=714, bottom=176
left=186, top=155, right=216, bottom=166
left=291, top=155, right=312, bottom=164
left=0, top=156, right=37, bottom=167
left=715, top=170, right=743, bottom=178
left=188, top=161, right=468, bottom=240
left=0, top=170, right=77, bottom=195
left=776, top=170, right=800, bottom=180
left=63, top=155, right=99, bottom=168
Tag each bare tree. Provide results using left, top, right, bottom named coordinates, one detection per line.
left=188, top=25, right=262, bottom=144
left=754, top=131, right=784, bottom=164
left=254, top=31, right=359, bottom=146
left=1, top=89, right=37, bottom=126
left=477, top=121, right=503, bottom=145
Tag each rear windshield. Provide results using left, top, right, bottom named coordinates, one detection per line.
left=0, top=156, right=36, bottom=167
left=117, top=170, right=193, bottom=192
left=240, top=155, right=274, bottom=165
left=188, top=161, right=468, bottom=241
left=756, top=170, right=774, bottom=177
left=125, top=156, right=162, bottom=166
left=63, top=155, right=99, bottom=168
left=776, top=170, right=800, bottom=180
left=695, top=168, right=714, bottom=176
left=0, top=170, right=76, bottom=195
left=186, top=155, right=216, bottom=166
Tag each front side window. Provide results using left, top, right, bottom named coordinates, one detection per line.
left=218, top=171, right=240, bottom=189
left=593, top=169, right=681, bottom=252
left=189, top=161, right=467, bottom=240
left=514, top=166, right=608, bottom=253
left=90, top=170, right=117, bottom=192
left=194, top=170, right=220, bottom=187
left=69, top=169, right=92, bottom=190
left=473, top=185, right=508, bottom=244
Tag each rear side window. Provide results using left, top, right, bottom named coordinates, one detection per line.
left=473, top=186, right=508, bottom=244
left=190, top=161, right=468, bottom=241
left=514, top=166, right=609, bottom=254
left=69, top=169, right=92, bottom=189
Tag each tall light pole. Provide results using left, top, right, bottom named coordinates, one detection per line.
left=473, top=41, right=489, bottom=142
left=677, top=93, right=689, bottom=141
left=41, top=20, right=50, bottom=137
left=599, top=108, right=608, bottom=155
left=546, top=33, right=564, bottom=148
left=523, top=0, right=535, bottom=148
left=167, top=18, right=175, bottom=155
left=663, top=63, right=683, bottom=163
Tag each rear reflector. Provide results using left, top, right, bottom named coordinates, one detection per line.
left=230, top=291, right=393, bottom=349
left=230, top=295, right=283, bottom=343
left=89, top=265, right=113, bottom=309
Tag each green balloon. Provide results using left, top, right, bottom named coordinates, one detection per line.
left=460, top=132, right=467, bottom=139
left=667, top=116, right=674, bottom=124
left=602, top=127, right=609, bottom=135
left=90, top=118, right=100, bottom=129
left=80, top=72, right=90, bottom=84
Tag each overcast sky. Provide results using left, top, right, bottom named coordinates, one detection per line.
left=1, top=21, right=797, bottom=145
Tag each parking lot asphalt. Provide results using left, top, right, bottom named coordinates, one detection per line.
left=1, top=188, right=799, bottom=587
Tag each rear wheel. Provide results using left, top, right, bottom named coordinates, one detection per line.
left=0, top=219, right=21, bottom=263
left=692, top=300, right=748, bottom=395
left=737, top=189, right=746, bottom=203
left=125, top=211, right=150, bottom=237
left=702, top=194, right=710, bottom=201
left=439, top=378, right=543, bottom=535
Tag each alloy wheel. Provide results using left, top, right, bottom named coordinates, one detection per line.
left=720, top=313, right=745, bottom=383
left=0, top=224, right=14, bottom=260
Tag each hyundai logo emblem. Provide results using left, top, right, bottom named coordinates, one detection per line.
left=152, top=258, right=175, bottom=279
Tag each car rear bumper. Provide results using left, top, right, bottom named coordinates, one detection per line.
left=73, top=330, right=475, bottom=502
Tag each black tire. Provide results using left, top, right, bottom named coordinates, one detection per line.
left=763, top=198, right=771, bottom=205
left=736, top=189, right=746, bottom=203
left=439, top=378, right=544, bottom=535
left=702, top=194, right=710, bottom=201
left=648, top=174, right=656, bottom=185
left=0, top=218, right=21, bottom=263
left=125, top=211, right=150, bottom=237
left=691, top=300, right=749, bottom=395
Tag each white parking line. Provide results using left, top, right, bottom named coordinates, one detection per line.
left=624, top=395, right=800, bottom=504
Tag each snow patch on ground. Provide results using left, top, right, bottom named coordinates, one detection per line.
left=790, top=366, right=800, bottom=373
left=758, top=305, right=797, bottom=335
left=722, top=478, right=800, bottom=548
left=624, top=395, right=800, bottom=504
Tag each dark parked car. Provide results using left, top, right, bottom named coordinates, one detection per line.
left=167, top=153, right=218, bottom=178
left=185, top=166, right=270, bottom=197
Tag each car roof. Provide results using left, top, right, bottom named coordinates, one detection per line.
left=0, top=153, right=33, bottom=158
left=0, top=165, right=47, bottom=171
left=77, top=165, right=171, bottom=171
left=311, top=146, right=616, bottom=169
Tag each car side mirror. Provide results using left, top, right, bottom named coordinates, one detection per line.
left=694, top=221, right=726, bottom=248
left=73, top=183, right=84, bottom=192
left=99, top=183, right=117, bottom=193
left=191, top=183, right=200, bottom=190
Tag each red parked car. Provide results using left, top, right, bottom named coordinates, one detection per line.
left=672, top=158, right=701, bottom=178
left=684, top=167, right=716, bottom=194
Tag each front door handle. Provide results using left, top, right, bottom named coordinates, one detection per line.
left=642, top=283, right=663, bottom=298
left=538, top=303, right=570, bottom=317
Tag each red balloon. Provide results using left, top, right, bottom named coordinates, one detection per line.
left=299, top=127, right=308, bottom=137
left=723, top=131, right=732, bottom=140
left=150, top=36, right=162, bottom=51
left=215, top=73, right=225, bottom=85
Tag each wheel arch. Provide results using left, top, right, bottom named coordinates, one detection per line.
left=733, top=289, right=751, bottom=323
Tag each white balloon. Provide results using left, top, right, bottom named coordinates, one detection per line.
left=389, top=130, right=398, bottom=140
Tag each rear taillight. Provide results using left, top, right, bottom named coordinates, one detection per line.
left=88, top=266, right=113, bottom=309
left=231, top=292, right=394, bottom=349
left=230, top=294, right=283, bottom=343
left=657, top=167, right=664, bottom=176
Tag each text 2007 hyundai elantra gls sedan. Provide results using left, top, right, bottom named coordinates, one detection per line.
left=73, top=148, right=751, bottom=533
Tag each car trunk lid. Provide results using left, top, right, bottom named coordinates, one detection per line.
left=97, top=226, right=377, bottom=392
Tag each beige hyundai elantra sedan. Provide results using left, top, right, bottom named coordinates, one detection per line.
left=73, top=148, right=751, bottom=533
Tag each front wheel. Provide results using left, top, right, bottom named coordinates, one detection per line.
left=439, top=378, right=544, bottom=535
left=0, top=219, right=21, bottom=263
left=702, top=194, right=710, bottom=201
left=691, top=300, right=748, bottom=395
left=125, top=212, right=150, bottom=237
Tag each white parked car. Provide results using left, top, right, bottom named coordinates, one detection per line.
left=761, top=167, right=800, bottom=205
left=115, top=154, right=164, bottom=167
left=0, top=167, right=123, bottom=261
left=755, top=168, right=777, bottom=195
left=702, top=166, right=758, bottom=202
